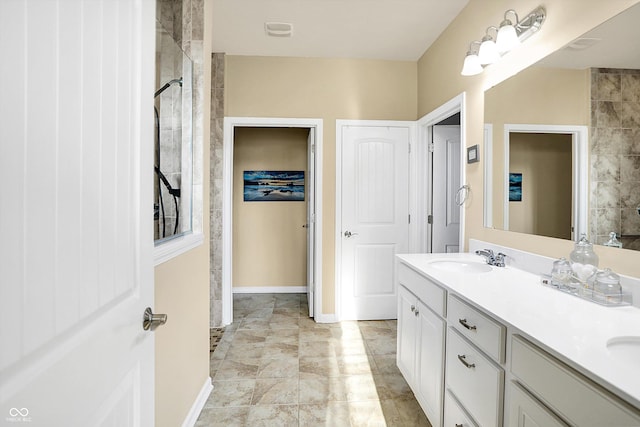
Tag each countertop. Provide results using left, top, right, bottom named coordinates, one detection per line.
left=397, top=252, right=640, bottom=409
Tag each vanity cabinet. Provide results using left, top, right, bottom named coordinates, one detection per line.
left=396, top=256, right=640, bottom=427
left=397, top=265, right=446, bottom=427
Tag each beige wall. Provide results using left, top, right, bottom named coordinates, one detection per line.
left=509, top=133, right=572, bottom=239
left=233, top=127, right=308, bottom=288
left=484, top=66, right=590, bottom=227
left=418, top=0, right=640, bottom=277
left=226, top=56, right=418, bottom=314
left=154, top=0, right=212, bottom=426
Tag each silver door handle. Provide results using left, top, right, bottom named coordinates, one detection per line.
left=344, top=230, right=359, bottom=238
left=143, top=307, right=167, bottom=331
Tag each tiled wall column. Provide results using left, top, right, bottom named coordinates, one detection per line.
left=210, top=53, right=225, bottom=327
left=590, top=68, right=640, bottom=250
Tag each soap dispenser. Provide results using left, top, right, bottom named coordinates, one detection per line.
left=569, top=234, right=599, bottom=289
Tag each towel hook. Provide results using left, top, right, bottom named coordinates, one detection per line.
left=455, top=184, right=470, bottom=206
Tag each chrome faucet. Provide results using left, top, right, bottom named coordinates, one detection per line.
left=475, top=249, right=507, bottom=267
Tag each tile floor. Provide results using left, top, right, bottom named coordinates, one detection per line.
left=196, top=293, right=432, bottom=427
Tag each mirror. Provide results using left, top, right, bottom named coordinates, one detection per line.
left=154, top=21, right=193, bottom=243
left=484, top=3, right=640, bottom=251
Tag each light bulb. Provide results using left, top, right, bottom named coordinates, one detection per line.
left=478, top=36, right=500, bottom=65
left=496, top=20, right=519, bottom=53
left=461, top=53, right=483, bottom=76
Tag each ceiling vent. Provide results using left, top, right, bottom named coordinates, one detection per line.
left=566, top=38, right=601, bottom=50
left=265, top=22, right=293, bottom=38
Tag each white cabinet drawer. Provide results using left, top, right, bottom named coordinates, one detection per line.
left=448, top=295, right=505, bottom=363
left=511, top=335, right=640, bottom=426
left=444, top=390, right=477, bottom=427
left=446, top=328, right=504, bottom=427
left=398, top=262, right=446, bottom=317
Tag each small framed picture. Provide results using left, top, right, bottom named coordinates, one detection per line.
left=467, top=144, right=479, bottom=164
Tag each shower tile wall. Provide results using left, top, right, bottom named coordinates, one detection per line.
left=156, top=34, right=183, bottom=238
left=210, top=53, right=225, bottom=327
left=155, top=0, right=204, bottom=240
left=590, top=68, right=640, bottom=250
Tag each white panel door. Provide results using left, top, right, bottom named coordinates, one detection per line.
left=0, top=0, right=155, bottom=425
left=432, top=125, right=461, bottom=253
left=341, top=126, right=409, bottom=320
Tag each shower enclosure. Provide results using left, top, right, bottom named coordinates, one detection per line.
left=154, top=20, right=193, bottom=242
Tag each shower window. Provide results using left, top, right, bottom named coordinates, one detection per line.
left=154, top=20, right=193, bottom=245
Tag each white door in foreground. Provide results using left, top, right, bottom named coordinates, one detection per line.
left=340, top=125, right=410, bottom=320
left=0, top=0, right=155, bottom=425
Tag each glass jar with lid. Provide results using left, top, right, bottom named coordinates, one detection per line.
left=551, top=257, right=572, bottom=290
left=594, top=268, right=622, bottom=304
left=569, top=234, right=599, bottom=287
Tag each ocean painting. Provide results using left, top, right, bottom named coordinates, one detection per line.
left=243, top=171, right=305, bottom=202
left=509, top=173, right=522, bottom=202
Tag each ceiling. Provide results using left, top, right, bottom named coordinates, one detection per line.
left=537, top=3, right=640, bottom=69
left=210, top=0, right=470, bottom=61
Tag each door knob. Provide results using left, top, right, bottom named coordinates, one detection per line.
left=344, top=230, right=359, bottom=238
left=143, top=307, right=167, bottom=331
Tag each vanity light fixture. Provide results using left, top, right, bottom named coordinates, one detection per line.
left=461, top=6, right=546, bottom=76
left=461, top=41, right=483, bottom=76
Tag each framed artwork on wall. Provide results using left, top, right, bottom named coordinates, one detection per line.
left=509, top=173, right=522, bottom=202
left=243, top=171, right=305, bottom=201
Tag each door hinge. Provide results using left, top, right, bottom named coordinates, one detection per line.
left=408, top=143, right=411, bottom=154
left=311, top=144, right=315, bottom=153
left=428, top=143, right=435, bottom=153
left=427, top=214, right=433, bottom=224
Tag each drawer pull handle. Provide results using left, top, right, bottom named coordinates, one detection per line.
left=456, top=424, right=463, bottom=427
left=410, top=305, right=415, bottom=312
left=459, top=318, right=477, bottom=331
left=457, top=354, right=475, bottom=369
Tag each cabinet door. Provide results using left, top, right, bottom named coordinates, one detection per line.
left=508, top=382, right=568, bottom=427
left=397, top=285, right=417, bottom=384
left=415, top=299, right=445, bottom=427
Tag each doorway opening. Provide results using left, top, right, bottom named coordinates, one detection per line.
left=222, top=118, right=323, bottom=325
left=500, top=124, right=588, bottom=241
left=417, top=94, right=466, bottom=254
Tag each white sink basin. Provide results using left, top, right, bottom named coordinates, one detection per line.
left=429, top=260, right=493, bottom=274
left=606, top=336, right=640, bottom=366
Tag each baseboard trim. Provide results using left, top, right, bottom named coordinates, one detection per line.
left=232, top=286, right=308, bottom=294
left=314, top=313, right=339, bottom=323
left=181, top=376, right=213, bottom=427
